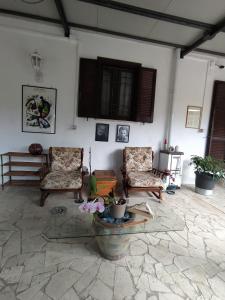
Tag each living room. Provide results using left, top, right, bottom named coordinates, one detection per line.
left=0, top=1, right=225, bottom=299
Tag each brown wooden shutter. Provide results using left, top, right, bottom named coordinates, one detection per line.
left=78, top=58, right=98, bottom=118
left=135, top=67, right=157, bottom=123
left=206, top=80, right=225, bottom=160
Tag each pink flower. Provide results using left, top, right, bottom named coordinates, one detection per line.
left=79, top=200, right=105, bottom=214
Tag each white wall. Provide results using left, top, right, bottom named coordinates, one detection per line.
left=1, top=16, right=225, bottom=183
left=170, top=55, right=225, bottom=183
left=0, top=16, right=173, bottom=176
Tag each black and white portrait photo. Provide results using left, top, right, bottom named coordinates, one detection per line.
left=95, top=123, right=109, bottom=142
left=116, top=125, right=130, bottom=143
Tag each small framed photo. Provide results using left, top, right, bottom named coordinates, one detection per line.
left=95, top=123, right=109, bottom=142
left=22, top=85, right=57, bottom=134
left=185, top=106, right=202, bottom=129
left=116, top=125, right=130, bottom=143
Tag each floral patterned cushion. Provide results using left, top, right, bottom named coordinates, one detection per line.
left=40, top=170, right=82, bottom=189
left=124, top=147, right=153, bottom=172
left=127, top=171, right=163, bottom=187
left=51, top=147, right=82, bottom=172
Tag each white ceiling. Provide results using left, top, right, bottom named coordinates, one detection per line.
left=1, top=0, right=225, bottom=56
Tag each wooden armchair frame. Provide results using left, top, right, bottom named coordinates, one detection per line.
left=121, top=149, right=165, bottom=201
left=40, top=147, right=84, bottom=207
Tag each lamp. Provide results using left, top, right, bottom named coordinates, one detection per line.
left=31, top=50, right=43, bottom=81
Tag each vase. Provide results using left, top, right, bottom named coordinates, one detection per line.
left=28, top=143, right=43, bottom=155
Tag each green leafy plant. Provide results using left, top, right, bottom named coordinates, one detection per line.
left=190, top=155, right=225, bottom=180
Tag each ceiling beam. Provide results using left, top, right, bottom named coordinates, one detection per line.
left=1, top=8, right=225, bottom=58
left=181, top=17, right=225, bottom=58
left=77, top=0, right=221, bottom=32
left=54, top=0, right=70, bottom=37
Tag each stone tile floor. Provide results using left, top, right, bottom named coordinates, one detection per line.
left=0, top=184, right=225, bottom=299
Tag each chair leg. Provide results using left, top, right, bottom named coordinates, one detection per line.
left=74, top=189, right=84, bottom=203
left=40, top=191, right=49, bottom=207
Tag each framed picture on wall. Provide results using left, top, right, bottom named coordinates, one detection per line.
left=185, top=106, right=202, bottom=129
left=22, top=85, right=57, bottom=134
left=116, top=125, right=130, bottom=143
left=95, top=123, right=109, bottom=142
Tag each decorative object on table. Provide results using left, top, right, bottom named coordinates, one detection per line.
left=95, top=123, right=109, bottom=142
left=28, top=143, right=43, bottom=155
left=190, top=155, right=225, bottom=195
left=175, top=145, right=179, bottom=152
left=168, top=146, right=174, bottom=152
left=22, top=85, right=57, bottom=134
left=159, top=149, right=184, bottom=189
left=116, top=125, right=130, bottom=143
left=40, top=147, right=84, bottom=206
left=185, top=106, right=202, bottom=129
left=127, top=202, right=154, bottom=219
left=163, top=138, right=168, bottom=150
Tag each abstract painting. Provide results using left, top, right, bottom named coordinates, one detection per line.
left=22, top=85, right=57, bottom=134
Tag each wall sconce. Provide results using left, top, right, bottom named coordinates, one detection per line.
left=31, top=50, right=43, bottom=82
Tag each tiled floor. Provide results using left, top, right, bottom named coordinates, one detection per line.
left=0, top=184, right=225, bottom=300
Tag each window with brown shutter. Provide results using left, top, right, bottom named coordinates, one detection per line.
left=78, top=57, right=157, bottom=123
left=136, top=67, right=157, bottom=123
left=78, top=58, right=98, bottom=118
left=206, top=80, right=225, bottom=160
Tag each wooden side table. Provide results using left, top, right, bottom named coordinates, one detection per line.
left=93, top=170, right=117, bottom=197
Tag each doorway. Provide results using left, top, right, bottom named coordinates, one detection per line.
left=206, top=80, right=225, bottom=160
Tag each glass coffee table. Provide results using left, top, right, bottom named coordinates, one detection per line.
left=43, top=198, right=185, bottom=260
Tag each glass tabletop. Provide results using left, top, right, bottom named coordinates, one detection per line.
left=43, top=197, right=185, bottom=239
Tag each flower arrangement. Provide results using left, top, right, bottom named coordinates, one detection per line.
left=79, top=198, right=105, bottom=214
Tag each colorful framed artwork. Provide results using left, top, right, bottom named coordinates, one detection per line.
left=22, top=85, right=57, bottom=134
left=116, top=124, right=130, bottom=143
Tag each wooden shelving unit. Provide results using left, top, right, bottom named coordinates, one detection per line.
left=1, top=152, right=48, bottom=189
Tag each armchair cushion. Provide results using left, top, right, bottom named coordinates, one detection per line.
left=51, top=147, right=82, bottom=172
left=40, top=170, right=82, bottom=190
left=127, top=171, right=163, bottom=188
left=124, top=147, right=152, bottom=172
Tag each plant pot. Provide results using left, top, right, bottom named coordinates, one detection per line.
left=195, top=172, right=215, bottom=195
left=110, top=199, right=127, bottom=219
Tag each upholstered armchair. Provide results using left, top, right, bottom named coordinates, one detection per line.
left=122, top=147, right=165, bottom=201
left=40, top=147, right=84, bottom=207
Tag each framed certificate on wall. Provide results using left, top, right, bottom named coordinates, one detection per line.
left=185, top=106, right=202, bottom=129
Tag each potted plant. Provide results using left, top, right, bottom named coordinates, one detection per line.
left=190, top=155, right=225, bottom=195
left=107, top=191, right=127, bottom=219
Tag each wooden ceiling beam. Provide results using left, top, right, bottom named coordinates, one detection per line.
left=181, top=17, right=225, bottom=58
left=54, top=0, right=70, bottom=37
left=78, top=0, right=222, bottom=32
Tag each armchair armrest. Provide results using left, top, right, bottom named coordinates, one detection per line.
left=151, top=168, right=168, bottom=179
left=39, top=165, right=50, bottom=180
